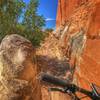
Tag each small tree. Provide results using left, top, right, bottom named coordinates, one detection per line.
left=22, top=0, right=45, bottom=46
left=0, top=0, right=45, bottom=46
left=0, top=0, right=25, bottom=38
left=45, top=28, right=54, bottom=33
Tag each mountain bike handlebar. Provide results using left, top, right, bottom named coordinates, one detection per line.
left=40, top=73, right=100, bottom=100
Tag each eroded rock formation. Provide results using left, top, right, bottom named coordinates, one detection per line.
left=56, top=0, right=100, bottom=99
left=0, top=34, right=42, bottom=100
left=37, top=34, right=72, bottom=100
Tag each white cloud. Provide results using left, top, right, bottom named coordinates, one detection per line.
left=45, top=18, right=55, bottom=21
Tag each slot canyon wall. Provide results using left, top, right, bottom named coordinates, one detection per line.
left=56, top=0, right=100, bottom=93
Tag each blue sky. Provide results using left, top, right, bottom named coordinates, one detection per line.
left=24, top=0, right=58, bottom=29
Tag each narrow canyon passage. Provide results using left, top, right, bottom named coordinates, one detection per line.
left=37, top=0, right=100, bottom=100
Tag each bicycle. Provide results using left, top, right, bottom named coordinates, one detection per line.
left=39, top=73, right=100, bottom=100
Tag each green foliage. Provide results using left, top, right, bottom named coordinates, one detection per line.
left=0, top=0, right=45, bottom=46
left=0, top=0, right=25, bottom=35
left=45, top=28, right=54, bottom=33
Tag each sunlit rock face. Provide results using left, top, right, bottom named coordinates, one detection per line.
left=37, top=34, right=72, bottom=100
left=56, top=0, right=100, bottom=35
left=0, top=34, right=42, bottom=100
left=56, top=0, right=100, bottom=96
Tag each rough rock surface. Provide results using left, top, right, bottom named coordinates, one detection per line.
left=37, top=34, right=72, bottom=100
left=56, top=0, right=100, bottom=36
left=0, top=34, right=42, bottom=100
left=56, top=0, right=100, bottom=99
left=37, top=0, right=100, bottom=100
left=37, top=30, right=86, bottom=100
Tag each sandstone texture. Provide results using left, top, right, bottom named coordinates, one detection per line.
left=0, top=34, right=42, bottom=100
left=56, top=0, right=100, bottom=99
left=37, top=34, right=72, bottom=100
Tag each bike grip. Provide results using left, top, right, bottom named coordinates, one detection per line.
left=39, top=73, right=98, bottom=99
left=40, top=73, right=69, bottom=87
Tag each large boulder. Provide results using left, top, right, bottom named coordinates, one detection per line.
left=0, top=34, right=42, bottom=100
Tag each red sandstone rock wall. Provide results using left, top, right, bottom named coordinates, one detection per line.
left=56, top=0, right=100, bottom=97
left=56, top=0, right=100, bottom=35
